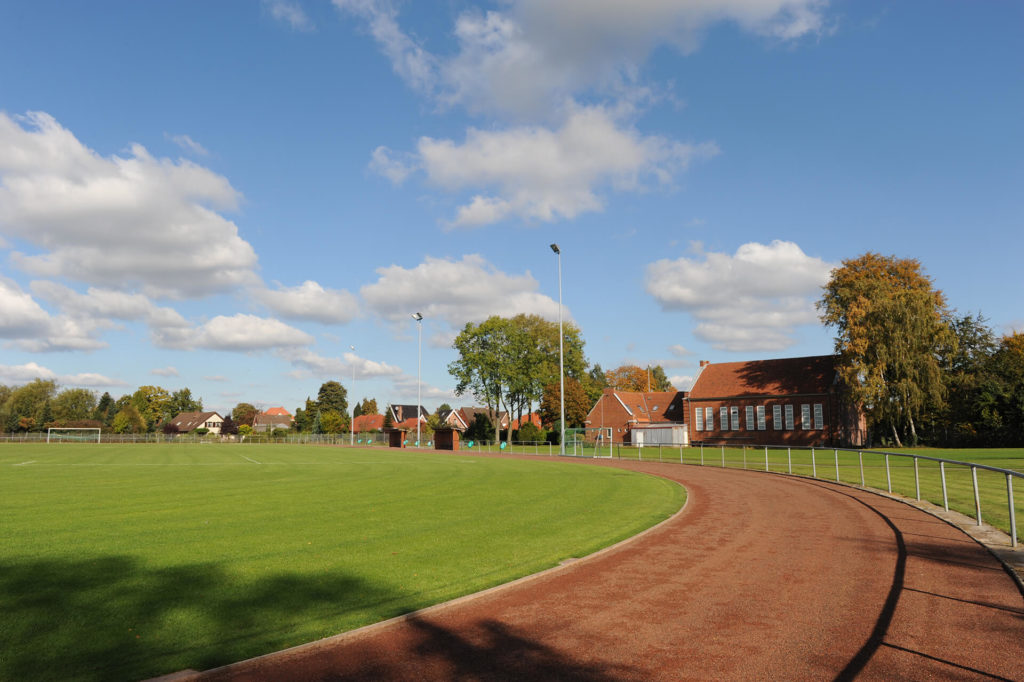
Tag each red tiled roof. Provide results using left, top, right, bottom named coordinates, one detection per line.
left=615, top=391, right=680, bottom=424
left=353, top=414, right=384, bottom=432
left=395, top=417, right=422, bottom=431
left=689, top=355, right=836, bottom=399
left=510, top=412, right=542, bottom=429
left=264, top=407, right=291, bottom=417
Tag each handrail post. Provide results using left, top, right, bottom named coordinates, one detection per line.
left=859, top=451, right=865, bottom=487
left=885, top=454, right=892, bottom=493
left=787, top=447, right=792, bottom=474
left=743, top=446, right=747, bottom=470
left=700, top=443, right=704, bottom=466
left=765, top=446, right=769, bottom=472
left=914, top=457, right=921, bottom=501
left=940, top=461, right=949, bottom=511
left=1007, top=474, right=1017, bottom=549
left=721, top=445, right=725, bottom=468
left=834, top=448, right=839, bottom=482
left=811, top=447, right=816, bottom=478
left=972, top=466, right=982, bottom=526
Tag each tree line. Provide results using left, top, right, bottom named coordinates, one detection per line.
left=448, top=313, right=675, bottom=443
left=0, top=382, right=203, bottom=434
left=820, top=253, right=1024, bottom=447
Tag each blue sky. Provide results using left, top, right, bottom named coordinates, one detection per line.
left=0, top=1, right=1021, bottom=417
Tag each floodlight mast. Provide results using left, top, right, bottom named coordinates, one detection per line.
left=412, top=313, right=423, bottom=448
left=550, top=243, right=565, bottom=456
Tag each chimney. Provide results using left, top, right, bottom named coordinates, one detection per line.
left=699, top=360, right=710, bottom=368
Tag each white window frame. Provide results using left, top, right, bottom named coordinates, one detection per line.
left=784, top=404, right=794, bottom=430
left=730, top=406, right=739, bottom=430
left=720, top=407, right=728, bottom=431
left=705, top=407, right=714, bottom=431
left=801, top=404, right=811, bottom=430
left=745, top=406, right=754, bottom=431
left=773, top=404, right=782, bottom=431
left=814, top=403, right=824, bottom=430
left=757, top=405, right=766, bottom=431
left=695, top=407, right=703, bottom=431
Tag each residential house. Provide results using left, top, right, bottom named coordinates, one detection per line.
left=584, top=390, right=687, bottom=444
left=263, top=407, right=292, bottom=419
left=167, top=411, right=224, bottom=435
left=686, top=355, right=866, bottom=447
left=353, top=414, right=385, bottom=433
left=438, top=408, right=469, bottom=431
left=387, top=404, right=428, bottom=425
left=457, top=407, right=510, bottom=431
left=253, top=413, right=292, bottom=433
left=510, top=412, right=542, bottom=431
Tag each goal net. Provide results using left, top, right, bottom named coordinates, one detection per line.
left=563, top=427, right=614, bottom=458
left=47, top=427, right=101, bottom=443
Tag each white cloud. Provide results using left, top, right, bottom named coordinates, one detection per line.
left=62, top=372, right=129, bottom=388
left=669, top=374, right=695, bottom=391
left=254, top=280, right=360, bottom=324
left=645, top=240, right=834, bottom=352
left=382, top=106, right=717, bottom=228
left=154, top=314, right=314, bottom=351
left=30, top=281, right=189, bottom=330
left=338, top=0, right=830, bottom=118
left=0, top=277, right=109, bottom=351
left=279, top=347, right=402, bottom=380
left=333, top=0, right=437, bottom=95
left=360, top=254, right=563, bottom=334
left=668, top=343, right=693, bottom=357
left=266, top=0, right=315, bottom=31
left=0, top=111, right=259, bottom=299
left=369, top=146, right=417, bottom=184
left=151, top=366, right=180, bottom=377
left=167, top=133, right=209, bottom=156
left=0, top=362, right=125, bottom=387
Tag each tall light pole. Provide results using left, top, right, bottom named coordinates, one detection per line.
left=412, top=312, right=423, bottom=448
left=350, top=345, right=356, bottom=447
left=550, top=243, right=565, bottom=455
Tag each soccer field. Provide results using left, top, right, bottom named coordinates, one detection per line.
left=0, top=444, right=684, bottom=682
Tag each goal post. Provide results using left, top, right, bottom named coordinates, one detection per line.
left=564, top=427, right=615, bottom=458
left=47, top=427, right=102, bottom=444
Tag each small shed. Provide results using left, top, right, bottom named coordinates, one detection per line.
left=631, top=424, right=689, bottom=446
left=434, top=428, right=460, bottom=451
left=385, top=428, right=407, bottom=448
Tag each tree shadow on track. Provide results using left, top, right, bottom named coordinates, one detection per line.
left=0, top=555, right=407, bottom=682
left=324, top=616, right=636, bottom=681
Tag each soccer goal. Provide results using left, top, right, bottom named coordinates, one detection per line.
left=47, top=427, right=102, bottom=443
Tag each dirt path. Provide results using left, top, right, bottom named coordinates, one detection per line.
left=188, top=458, right=1024, bottom=681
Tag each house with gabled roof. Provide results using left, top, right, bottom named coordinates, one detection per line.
left=253, top=413, right=292, bottom=433
left=353, top=414, right=385, bottom=433
left=263, top=407, right=291, bottom=418
left=167, top=411, right=224, bottom=435
left=387, top=404, right=428, bottom=424
left=457, top=407, right=509, bottom=431
left=438, top=407, right=469, bottom=431
left=686, top=355, right=865, bottom=447
left=584, top=390, right=687, bottom=444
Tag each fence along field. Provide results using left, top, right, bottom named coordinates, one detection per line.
left=0, top=443, right=683, bottom=682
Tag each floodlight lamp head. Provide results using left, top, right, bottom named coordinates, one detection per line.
left=412, top=312, right=423, bottom=321
left=350, top=345, right=355, bottom=351
left=550, top=243, right=560, bottom=254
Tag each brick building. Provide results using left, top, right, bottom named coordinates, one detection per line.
left=584, top=390, right=687, bottom=444
left=687, top=355, right=865, bottom=447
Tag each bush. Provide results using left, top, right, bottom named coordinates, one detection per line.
left=516, top=422, right=543, bottom=442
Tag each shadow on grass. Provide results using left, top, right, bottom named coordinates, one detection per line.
left=0, top=555, right=410, bottom=682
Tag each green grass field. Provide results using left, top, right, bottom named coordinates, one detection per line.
left=593, top=442, right=1022, bottom=540
left=0, top=444, right=684, bottom=682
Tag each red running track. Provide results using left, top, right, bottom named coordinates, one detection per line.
left=189, top=458, right=1024, bottom=681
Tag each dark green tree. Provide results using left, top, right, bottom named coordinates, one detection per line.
left=316, top=381, right=348, bottom=416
